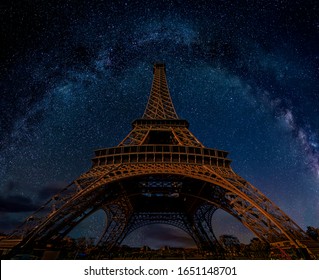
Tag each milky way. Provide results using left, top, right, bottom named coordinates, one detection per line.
left=1, top=0, right=318, bottom=247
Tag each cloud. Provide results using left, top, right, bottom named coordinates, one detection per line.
left=0, top=195, right=38, bottom=213
left=0, top=181, right=63, bottom=214
left=37, top=183, right=66, bottom=201
left=0, top=181, right=36, bottom=212
left=0, top=214, right=23, bottom=234
left=124, top=224, right=196, bottom=249
left=0, top=181, right=65, bottom=233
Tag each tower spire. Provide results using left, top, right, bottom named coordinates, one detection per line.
left=142, top=63, right=178, bottom=119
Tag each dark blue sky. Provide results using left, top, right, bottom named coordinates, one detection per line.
left=1, top=0, right=318, bottom=247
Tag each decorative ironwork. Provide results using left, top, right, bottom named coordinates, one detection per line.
left=5, top=63, right=319, bottom=259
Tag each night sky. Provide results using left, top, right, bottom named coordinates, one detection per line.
left=1, top=0, right=318, bottom=248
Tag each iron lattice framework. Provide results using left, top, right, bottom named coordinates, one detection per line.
left=7, top=63, right=318, bottom=258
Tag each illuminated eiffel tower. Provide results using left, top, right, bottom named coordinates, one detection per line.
left=5, top=63, right=319, bottom=259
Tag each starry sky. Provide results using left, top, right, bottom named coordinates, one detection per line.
left=1, top=0, right=318, bottom=248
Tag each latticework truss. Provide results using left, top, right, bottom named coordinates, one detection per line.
left=143, top=63, right=178, bottom=119
left=5, top=63, right=319, bottom=259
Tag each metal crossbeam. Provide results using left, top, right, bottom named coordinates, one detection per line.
left=143, top=64, right=178, bottom=119
left=6, top=63, right=318, bottom=260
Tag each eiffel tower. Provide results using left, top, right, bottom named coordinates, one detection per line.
left=4, top=63, right=319, bottom=259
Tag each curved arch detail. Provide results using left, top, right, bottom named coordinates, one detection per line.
left=13, top=162, right=307, bottom=250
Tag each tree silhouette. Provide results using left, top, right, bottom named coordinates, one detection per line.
left=306, top=226, right=319, bottom=241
